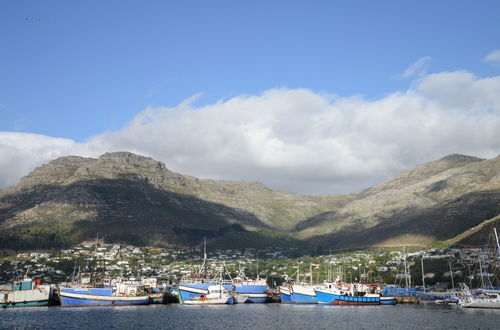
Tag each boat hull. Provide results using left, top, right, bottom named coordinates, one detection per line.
left=1, top=287, right=51, bottom=308
left=148, top=293, right=165, bottom=304
left=280, top=293, right=292, bottom=303
left=279, top=286, right=292, bottom=303
left=178, top=283, right=211, bottom=302
left=0, top=300, right=49, bottom=308
left=233, top=294, right=249, bottom=304
left=291, top=285, right=317, bottom=304
left=460, top=300, right=500, bottom=309
left=380, top=297, right=398, bottom=305
left=233, top=284, right=268, bottom=303
left=316, top=290, right=380, bottom=305
left=59, top=290, right=149, bottom=307
left=291, top=292, right=317, bottom=304
left=182, top=297, right=233, bottom=305
left=178, top=283, right=233, bottom=301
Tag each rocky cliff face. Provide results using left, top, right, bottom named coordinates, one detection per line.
left=0, top=152, right=499, bottom=251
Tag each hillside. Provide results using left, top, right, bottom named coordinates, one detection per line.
left=297, top=155, right=500, bottom=239
left=0, top=152, right=499, bottom=252
left=433, top=214, right=500, bottom=248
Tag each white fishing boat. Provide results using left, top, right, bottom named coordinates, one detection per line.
left=1, top=275, right=51, bottom=308
left=455, top=227, right=500, bottom=309
left=456, top=285, right=500, bottom=309
left=182, top=285, right=234, bottom=305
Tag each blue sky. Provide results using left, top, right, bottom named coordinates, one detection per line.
left=1, top=1, right=500, bottom=193
left=2, top=0, right=499, bottom=140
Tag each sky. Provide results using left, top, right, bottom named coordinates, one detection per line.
left=1, top=0, right=500, bottom=194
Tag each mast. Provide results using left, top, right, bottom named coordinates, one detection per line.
left=478, top=256, right=485, bottom=288
left=203, top=237, right=207, bottom=276
left=197, top=237, right=208, bottom=278
left=467, top=264, right=472, bottom=288
left=421, top=256, right=425, bottom=293
left=256, top=251, right=259, bottom=280
left=403, top=247, right=410, bottom=288
left=296, top=263, right=300, bottom=283
left=494, top=227, right=500, bottom=287
left=448, top=260, right=454, bottom=290
left=90, top=235, right=98, bottom=286
left=310, top=263, right=313, bottom=286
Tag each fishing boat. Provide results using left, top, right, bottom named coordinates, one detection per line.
left=315, top=282, right=381, bottom=305
left=286, top=263, right=319, bottom=304
left=231, top=264, right=269, bottom=303
left=179, top=239, right=235, bottom=304
left=291, top=284, right=318, bottom=304
left=181, top=284, right=234, bottom=305
left=1, top=275, right=51, bottom=308
left=59, top=282, right=149, bottom=307
left=178, top=267, right=233, bottom=303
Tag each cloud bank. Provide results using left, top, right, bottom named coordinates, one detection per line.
left=1, top=70, right=500, bottom=194
left=484, top=49, right=500, bottom=64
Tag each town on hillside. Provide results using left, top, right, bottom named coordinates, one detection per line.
left=1, top=242, right=498, bottom=292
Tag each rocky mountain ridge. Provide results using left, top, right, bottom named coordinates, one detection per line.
left=1, top=152, right=499, bottom=252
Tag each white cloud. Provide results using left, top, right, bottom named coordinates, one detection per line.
left=401, top=56, right=432, bottom=79
left=0, top=132, right=77, bottom=188
left=1, top=70, right=500, bottom=194
left=484, top=49, right=500, bottom=64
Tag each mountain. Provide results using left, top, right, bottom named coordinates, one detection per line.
left=302, top=154, right=500, bottom=250
left=0, top=152, right=333, bottom=250
left=0, top=152, right=499, bottom=252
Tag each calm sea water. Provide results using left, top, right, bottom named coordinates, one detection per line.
left=1, top=303, right=499, bottom=330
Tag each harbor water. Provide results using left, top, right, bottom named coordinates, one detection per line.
left=1, top=303, right=500, bottom=329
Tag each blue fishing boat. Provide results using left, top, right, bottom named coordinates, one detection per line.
left=315, top=282, right=395, bottom=305
left=59, top=281, right=149, bottom=307
left=231, top=265, right=269, bottom=303
left=315, top=288, right=380, bottom=305
left=178, top=238, right=234, bottom=304
left=179, top=282, right=222, bottom=301
left=284, top=263, right=318, bottom=304
left=59, top=287, right=149, bottom=307
left=180, top=239, right=270, bottom=304
left=181, top=284, right=234, bottom=305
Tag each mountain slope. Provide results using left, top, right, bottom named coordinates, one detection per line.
left=0, top=152, right=499, bottom=252
left=434, top=214, right=500, bottom=248
left=295, top=154, right=500, bottom=240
